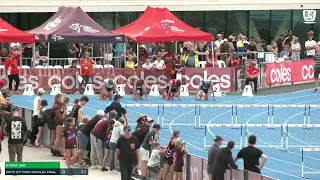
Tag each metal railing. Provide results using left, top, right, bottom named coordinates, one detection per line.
left=13, top=104, right=277, bottom=180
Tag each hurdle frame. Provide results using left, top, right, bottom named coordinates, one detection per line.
left=301, top=148, right=320, bottom=179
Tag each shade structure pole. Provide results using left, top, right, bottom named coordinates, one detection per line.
left=32, top=43, right=36, bottom=67
left=47, top=42, right=50, bottom=65
left=19, top=43, right=23, bottom=67
left=211, top=41, right=214, bottom=66
left=175, top=41, right=178, bottom=54
left=137, top=43, right=139, bottom=67
left=124, top=43, right=127, bottom=69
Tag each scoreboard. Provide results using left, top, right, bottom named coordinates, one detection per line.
left=5, top=162, right=88, bottom=175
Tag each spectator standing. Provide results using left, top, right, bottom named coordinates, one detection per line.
left=140, top=124, right=161, bottom=180
left=207, top=136, right=224, bottom=180
left=245, top=61, right=260, bottom=94
left=90, top=110, right=117, bottom=170
left=280, top=45, right=290, bottom=60
left=105, top=95, right=128, bottom=124
left=291, top=37, right=301, bottom=61
left=305, top=34, right=317, bottom=58
left=148, top=43, right=157, bottom=56
left=115, top=125, right=141, bottom=180
left=4, top=51, right=21, bottom=94
left=52, top=93, right=67, bottom=157
left=212, top=140, right=238, bottom=180
left=215, top=34, right=223, bottom=49
left=75, top=51, right=93, bottom=94
left=132, top=117, right=154, bottom=145
left=195, top=43, right=209, bottom=62
left=109, top=117, right=125, bottom=173
left=181, top=49, right=199, bottom=68
left=147, top=142, right=163, bottom=180
left=26, top=88, right=46, bottom=147
left=0, top=92, right=11, bottom=133
left=67, top=43, right=79, bottom=65
left=277, top=34, right=285, bottom=53
left=246, top=39, right=257, bottom=60
left=76, top=110, right=105, bottom=167
left=72, top=96, right=89, bottom=125
left=234, top=135, right=267, bottom=174
left=312, top=46, right=320, bottom=92
left=163, top=48, right=174, bottom=69
left=36, top=41, right=48, bottom=65
left=174, top=138, right=188, bottom=180
left=162, top=130, right=180, bottom=180
left=5, top=108, right=27, bottom=162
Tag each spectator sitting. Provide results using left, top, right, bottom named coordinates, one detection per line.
left=170, top=54, right=183, bottom=79
left=245, top=61, right=260, bottom=94
left=139, top=45, right=148, bottom=63
left=267, top=41, right=278, bottom=57
left=142, top=58, right=153, bottom=70
left=246, top=39, right=257, bottom=60
left=153, top=53, right=166, bottom=70
left=68, top=60, right=78, bottom=68
left=280, top=45, right=290, bottom=60
left=126, top=55, right=135, bottom=69
left=181, top=48, right=199, bottom=68
left=206, top=51, right=218, bottom=67
left=163, top=48, right=174, bottom=69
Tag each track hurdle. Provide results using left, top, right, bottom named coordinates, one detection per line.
left=301, top=148, right=320, bottom=179
left=284, top=124, right=320, bottom=151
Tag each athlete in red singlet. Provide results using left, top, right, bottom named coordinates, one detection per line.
left=162, top=130, right=180, bottom=180
left=163, top=79, right=182, bottom=100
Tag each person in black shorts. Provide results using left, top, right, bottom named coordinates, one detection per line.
left=132, top=79, right=148, bottom=100
left=313, top=46, right=320, bottom=92
left=174, top=138, right=188, bottom=180
left=100, top=78, right=118, bottom=100
left=234, top=135, right=267, bottom=174
left=63, top=117, right=78, bottom=169
left=164, top=79, right=182, bottom=101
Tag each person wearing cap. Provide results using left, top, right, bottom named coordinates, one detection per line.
left=195, top=80, right=216, bottom=101
left=212, top=140, right=238, bottom=180
left=115, top=125, right=141, bottom=180
left=26, top=88, right=46, bottom=147
left=132, top=79, right=148, bottom=100
left=4, top=50, right=22, bottom=94
left=132, top=116, right=154, bottom=145
left=207, top=136, right=224, bottom=179
left=76, top=109, right=105, bottom=167
left=234, top=135, right=267, bottom=175
left=162, top=130, right=180, bottom=180
left=245, top=61, right=260, bottom=94
left=105, top=94, right=128, bottom=124
left=90, top=110, right=118, bottom=170
left=174, top=138, right=188, bottom=180
left=140, top=123, right=160, bottom=180
left=5, top=107, right=27, bottom=162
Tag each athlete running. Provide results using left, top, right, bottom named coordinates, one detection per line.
left=163, top=79, right=182, bottom=100
left=132, top=79, right=148, bottom=100
left=100, top=78, right=118, bottom=100
left=195, top=80, right=216, bottom=101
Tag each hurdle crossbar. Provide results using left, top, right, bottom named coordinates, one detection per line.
left=301, top=148, right=320, bottom=178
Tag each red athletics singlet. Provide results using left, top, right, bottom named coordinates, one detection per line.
left=164, top=138, right=176, bottom=165
left=171, top=79, right=178, bottom=92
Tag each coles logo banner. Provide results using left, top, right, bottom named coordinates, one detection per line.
left=0, top=68, right=235, bottom=93
left=265, top=60, right=315, bottom=85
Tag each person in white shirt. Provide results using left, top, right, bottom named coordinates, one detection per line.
left=291, top=37, right=301, bottom=61
left=153, top=55, right=166, bottom=70
left=26, top=88, right=46, bottom=147
left=109, top=117, right=125, bottom=173
left=147, top=142, right=163, bottom=180
left=305, top=35, right=317, bottom=58
left=215, top=34, right=223, bottom=49
left=142, top=58, right=153, bottom=70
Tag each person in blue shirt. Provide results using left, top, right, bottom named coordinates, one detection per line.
left=195, top=80, right=216, bottom=101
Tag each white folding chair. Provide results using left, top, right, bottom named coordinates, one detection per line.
left=199, top=61, right=207, bottom=68
left=94, top=65, right=103, bottom=68
left=36, top=65, right=45, bottom=68
left=64, top=65, right=70, bottom=68
left=217, top=60, right=226, bottom=68
left=22, top=65, right=30, bottom=69
left=47, top=65, right=54, bottom=68
left=104, top=64, right=114, bottom=68
left=0, top=65, right=4, bottom=69
left=54, top=65, right=63, bottom=68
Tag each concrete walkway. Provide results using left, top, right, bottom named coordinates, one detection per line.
left=0, top=138, right=121, bottom=180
